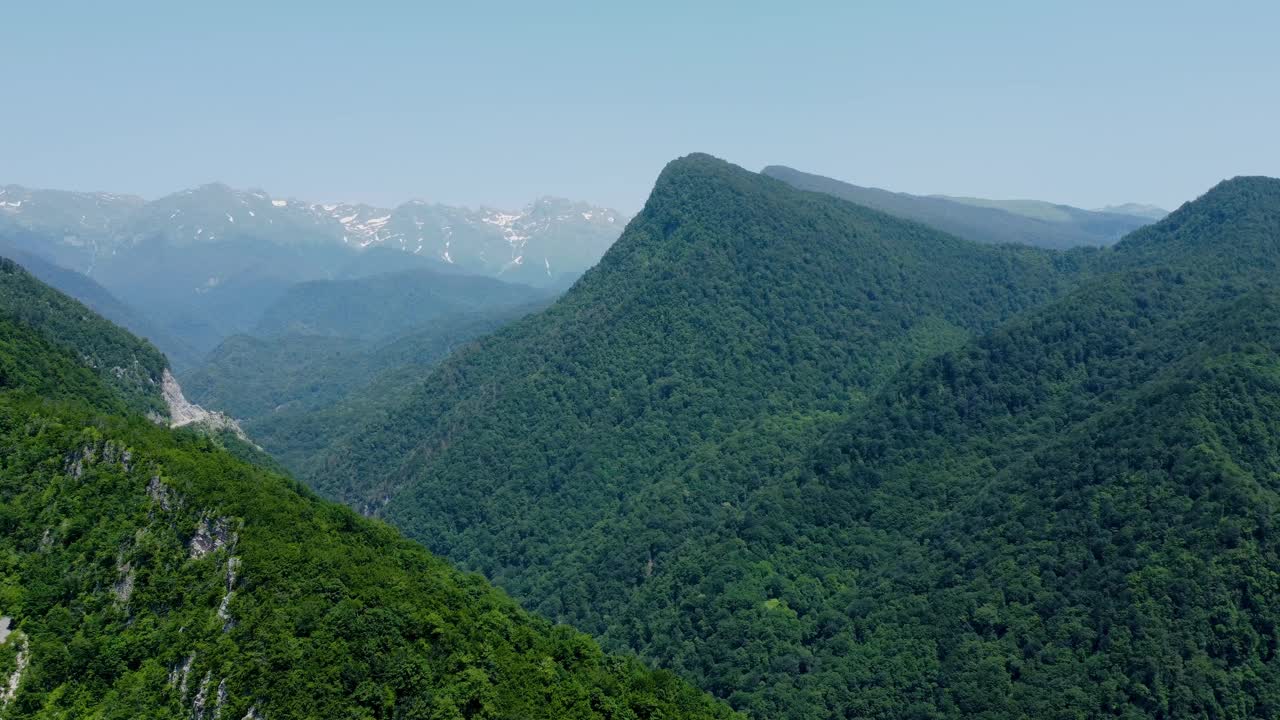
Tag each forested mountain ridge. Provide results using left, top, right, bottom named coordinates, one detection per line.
left=304, top=157, right=1280, bottom=718
left=0, top=247, right=735, bottom=717
left=0, top=239, right=200, bottom=370
left=762, top=164, right=1156, bottom=249
left=0, top=257, right=168, bottom=418
left=311, top=152, right=1086, bottom=516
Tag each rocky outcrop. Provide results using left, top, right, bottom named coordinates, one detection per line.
left=189, top=515, right=236, bottom=559
left=113, top=560, right=135, bottom=604
left=147, top=475, right=175, bottom=511
left=2, top=633, right=28, bottom=707
left=169, top=653, right=196, bottom=698
left=65, top=439, right=132, bottom=479
left=217, top=555, right=241, bottom=631
left=161, top=369, right=249, bottom=441
left=192, top=671, right=212, bottom=719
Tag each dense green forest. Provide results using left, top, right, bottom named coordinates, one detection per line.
left=0, top=262, right=735, bottom=718
left=307, top=156, right=1280, bottom=718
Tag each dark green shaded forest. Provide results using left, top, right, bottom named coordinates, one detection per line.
left=307, top=156, right=1280, bottom=718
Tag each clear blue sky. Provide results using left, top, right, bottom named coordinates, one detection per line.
left=2, top=0, right=1276, bottom=213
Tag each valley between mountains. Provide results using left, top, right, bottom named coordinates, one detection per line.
left=3, top=155, right=1278, bottom=719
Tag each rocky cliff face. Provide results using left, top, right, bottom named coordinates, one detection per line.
left=159, top=369, right=248, bottom=441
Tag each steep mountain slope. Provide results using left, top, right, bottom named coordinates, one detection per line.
left=0, top=240, right=199, bottom=370
left=612, top=179, right=1280, bottom=717
left=0, top=257, right=168, bottom=417
left=308, top=160, right=1280, bottom=718
left=313, top=153, right=1084, bottom=509
left=0, top=246, right=735, bottom=718
left=307, top=154, right=1092, bottom=672
left=763, top=165, right=1155, bottom=249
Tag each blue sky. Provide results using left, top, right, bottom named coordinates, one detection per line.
left=2, top=1, right=1276, bottom=212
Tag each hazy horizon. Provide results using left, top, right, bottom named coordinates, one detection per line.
left=3, top=1, right=1276, bottom=213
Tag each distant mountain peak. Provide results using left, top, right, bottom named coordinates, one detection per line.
left=762, top=164, right=1159, bottom=249
left=1095, top=202, right=1169, bottom=220
left=1, top=180, right=629, bottom=286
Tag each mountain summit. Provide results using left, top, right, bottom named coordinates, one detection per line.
left=302, top=154, right=1280, bottom=719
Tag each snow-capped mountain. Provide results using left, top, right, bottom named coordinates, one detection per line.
left=312, top=196, right=623, bottom=282
left=0, top=182, right=628, bottom=286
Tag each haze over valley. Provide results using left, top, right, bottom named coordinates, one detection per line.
left=1, top=2, right=1278, bottom=718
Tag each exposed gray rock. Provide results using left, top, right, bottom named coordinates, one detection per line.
left=169, top=653, right=195, bottom=698
left=217, top=556, right=241, bottom=631
left=0, top=617, right=10, bottom=644
left=213, top=678, right=228, bottom=720
left=192, top=671, right=212, bottom=719
left=161, top=369, right=249, bottom=441
left=64, top=440, right=133, bottom=478
left=147, top=475, right=175, bottom=511
left=1, top=636, right=28, bottom=706
left=113, top=561, right=135, bottom=604
left=189, top=516, right=236, bottom=559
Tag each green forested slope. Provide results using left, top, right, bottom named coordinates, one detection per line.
left=0, top=264, right=734, bottom=718
left=0, top=240, right=199, bottom=370
left=609, top=273, right=1280, bottom=718
left=0, top=257, right=167, bottom=417
left=307, top=160, right=1280, bottom=718
left=311, top=153, right=1084, bottom=537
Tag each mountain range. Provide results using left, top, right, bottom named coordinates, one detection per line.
left=285, top=154, right=1280, bottom=719
left=4, top=154, right=1278, bottom=719
left=762, top=165, right=1163, bottom=249
left=0, top=183, right=626, bottom=286
left=0, top=183, right=622, bottom=360
left=0, top=248, right=735, bottom=719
